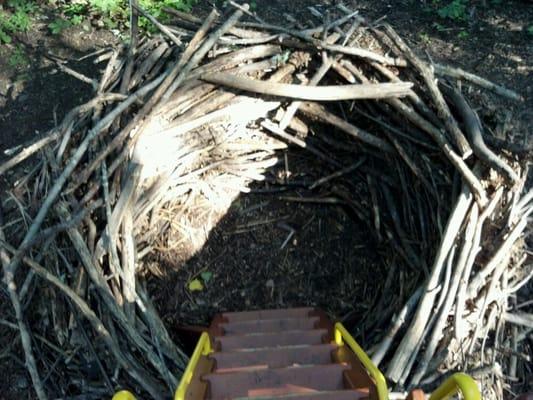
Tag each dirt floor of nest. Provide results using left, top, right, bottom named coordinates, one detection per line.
left=146, top=147, right=389, bottom=331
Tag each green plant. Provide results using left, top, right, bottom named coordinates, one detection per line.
left=48, top=0, right=198, bottom=35
left=0, top=14, right=12, bottom=43
left=63, top=2, right=88, bottom=16
left=437, top=0, right=468, bottom=21
left=8, top=45, right=29, bottom=68
left=124, top=0, right=196, bottom=32
left=90, top=0, right=122, bottom=14
left=49, top=17, right=71, bottom=34
left=62, top=2, right=87, bottom=24
left=0, top=27, right=11, bottom=43
left=139, top=0, right=197, bottom=23
left=70, top=14, right=84, bottom=25
left=527, top=25, right=533, bottom=36
left=0, top=0, right=36, bottom=43
left=419, top=32, right=431, bottom=44
left=457, top=29, right=469, bottom=39
left=7, top=0, right=38, bottom=14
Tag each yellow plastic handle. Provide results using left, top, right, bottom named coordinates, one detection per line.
left=429, top=373, right=481, bottom=400
left=175, top=332, right=213, bottom=400
left=112, top=390, right=136, bottom=400
left=334, top=322, right=389, bottom=400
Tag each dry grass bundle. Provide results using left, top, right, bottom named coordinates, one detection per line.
left=0, top=2, right=531, bottom=399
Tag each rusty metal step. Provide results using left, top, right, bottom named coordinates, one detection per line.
left=233, top=389, right=370, bottom=399
left=204, top=363, right=350, bottom=399
left=216, top=329, right=328, bottom=351
left=222, top=308, right=314, bottom=322
left=219, top=317, right=320, bottom=335
left=211, top=343, right=336, bottom=371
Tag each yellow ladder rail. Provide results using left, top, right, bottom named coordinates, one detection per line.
left=112, top=390, right=136, bottom=400
left=175, top=331, right=213, bottom=400
left=429, top=373, right=481, bottom=400
left=334, top=322, right=389, bottom=400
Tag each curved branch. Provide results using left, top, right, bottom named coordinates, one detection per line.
left=441, top=83, right=520, bottom=184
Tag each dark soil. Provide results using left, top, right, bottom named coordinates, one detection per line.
left=0, top=0, right=531, bottom=398
left=150, top=148, right=388, bottom=329
left=0, top=17, right=117, bottom=149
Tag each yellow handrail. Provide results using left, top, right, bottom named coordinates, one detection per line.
left=429, top=373, right=481, bottom=400
left=174, top=332, right=213, bottom=400
left=112, top=390, right=136, bottom=400
left=334, top=322, right=388, bottom=400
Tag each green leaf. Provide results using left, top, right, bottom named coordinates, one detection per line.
left=0, top=28, right=12, bottom=43
left=457, top=30, right=469, bottom=39
left=200, top=271, right=213, bottom=283
left=90, top=0, right=122, bottom=14
left=437, top=0, right=467, bottom=21
left=49, top=18, right=71, bottom=35
left=8, top=45, right=28, bottom=68
left=70, top=15, right=84, bottom=25
left=188, top=279, right=204, bottom=292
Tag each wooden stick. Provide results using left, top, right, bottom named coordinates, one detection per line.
left=0, top=94, right=125, bottom=177
left=385, top=98, right=487, bottom=206
left=234, top=18, right=407, bottom=66
left=133, top=4, right=182, bottom=46
left=467, top=213, right=529, bottom=300
left=279, top=51, right=335, bottom=130
left=340, top=58, right=486, bottom=205
left=367, top=60, right=443, bottom=128
left=386, top=184, right=472, bottom=382
left=5, top=75, right=165, bottom=277
left=55, top=203, right=178, bottom=391
left=383, top=24, right=472, bottom=158
left=202, top=71, right=413, bottom=100
left=56, top=62, right=98, bottom=91
left=398, top=246, right=456, bottom=386
left=372, top=286, right=424, bottom=366
left=0, top=215, right=47, bottom=400
left=161, top=6, right=247, bottom=101
left=0, top=239, right=165, bottom=399
left=410, top=203, right=479, bottom=384
left=434, top=63, right=523, bottom=102
left=309, top=159, right=365, bottom=189
left=454, top=188, right=503, bottom=340
left=299, top=102, right=395, bottom=153
left=504, top=313, right=533, bottom=329
left=260, top=120, right=341, bottom=167
left=120, top=0, right=140, bottom=93
left=324, top=42, right=407, bottom=66
left=129, top=41, right=169, bottom=90
left=440, top=83, right=519, bottom=183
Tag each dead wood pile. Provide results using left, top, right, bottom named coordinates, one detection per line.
left=0, top=2, right=531, bottom=399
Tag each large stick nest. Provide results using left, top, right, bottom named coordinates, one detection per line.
left=0, top=2, right=531, bottom=399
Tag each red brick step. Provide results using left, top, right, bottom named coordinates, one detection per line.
left=204, top=364, right=350, bottom=399
left=219, top=317, right=320, bottom=335
left=216, top=329, right=327, bottom=351
left=222, top=308, right=314, bottom=322
left=233, top=389, right=370, bottom=400
left=211, top=343, right=336, bottom=371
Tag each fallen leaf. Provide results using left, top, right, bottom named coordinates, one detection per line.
left=188, top=279, right=204, bottom=292
left=201, top=271, right=213, bottom=283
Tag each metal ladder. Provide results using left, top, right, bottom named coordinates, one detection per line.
left=172, top=307, right=480, bottom=400
left=113, top=307, right=481, bottom=399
